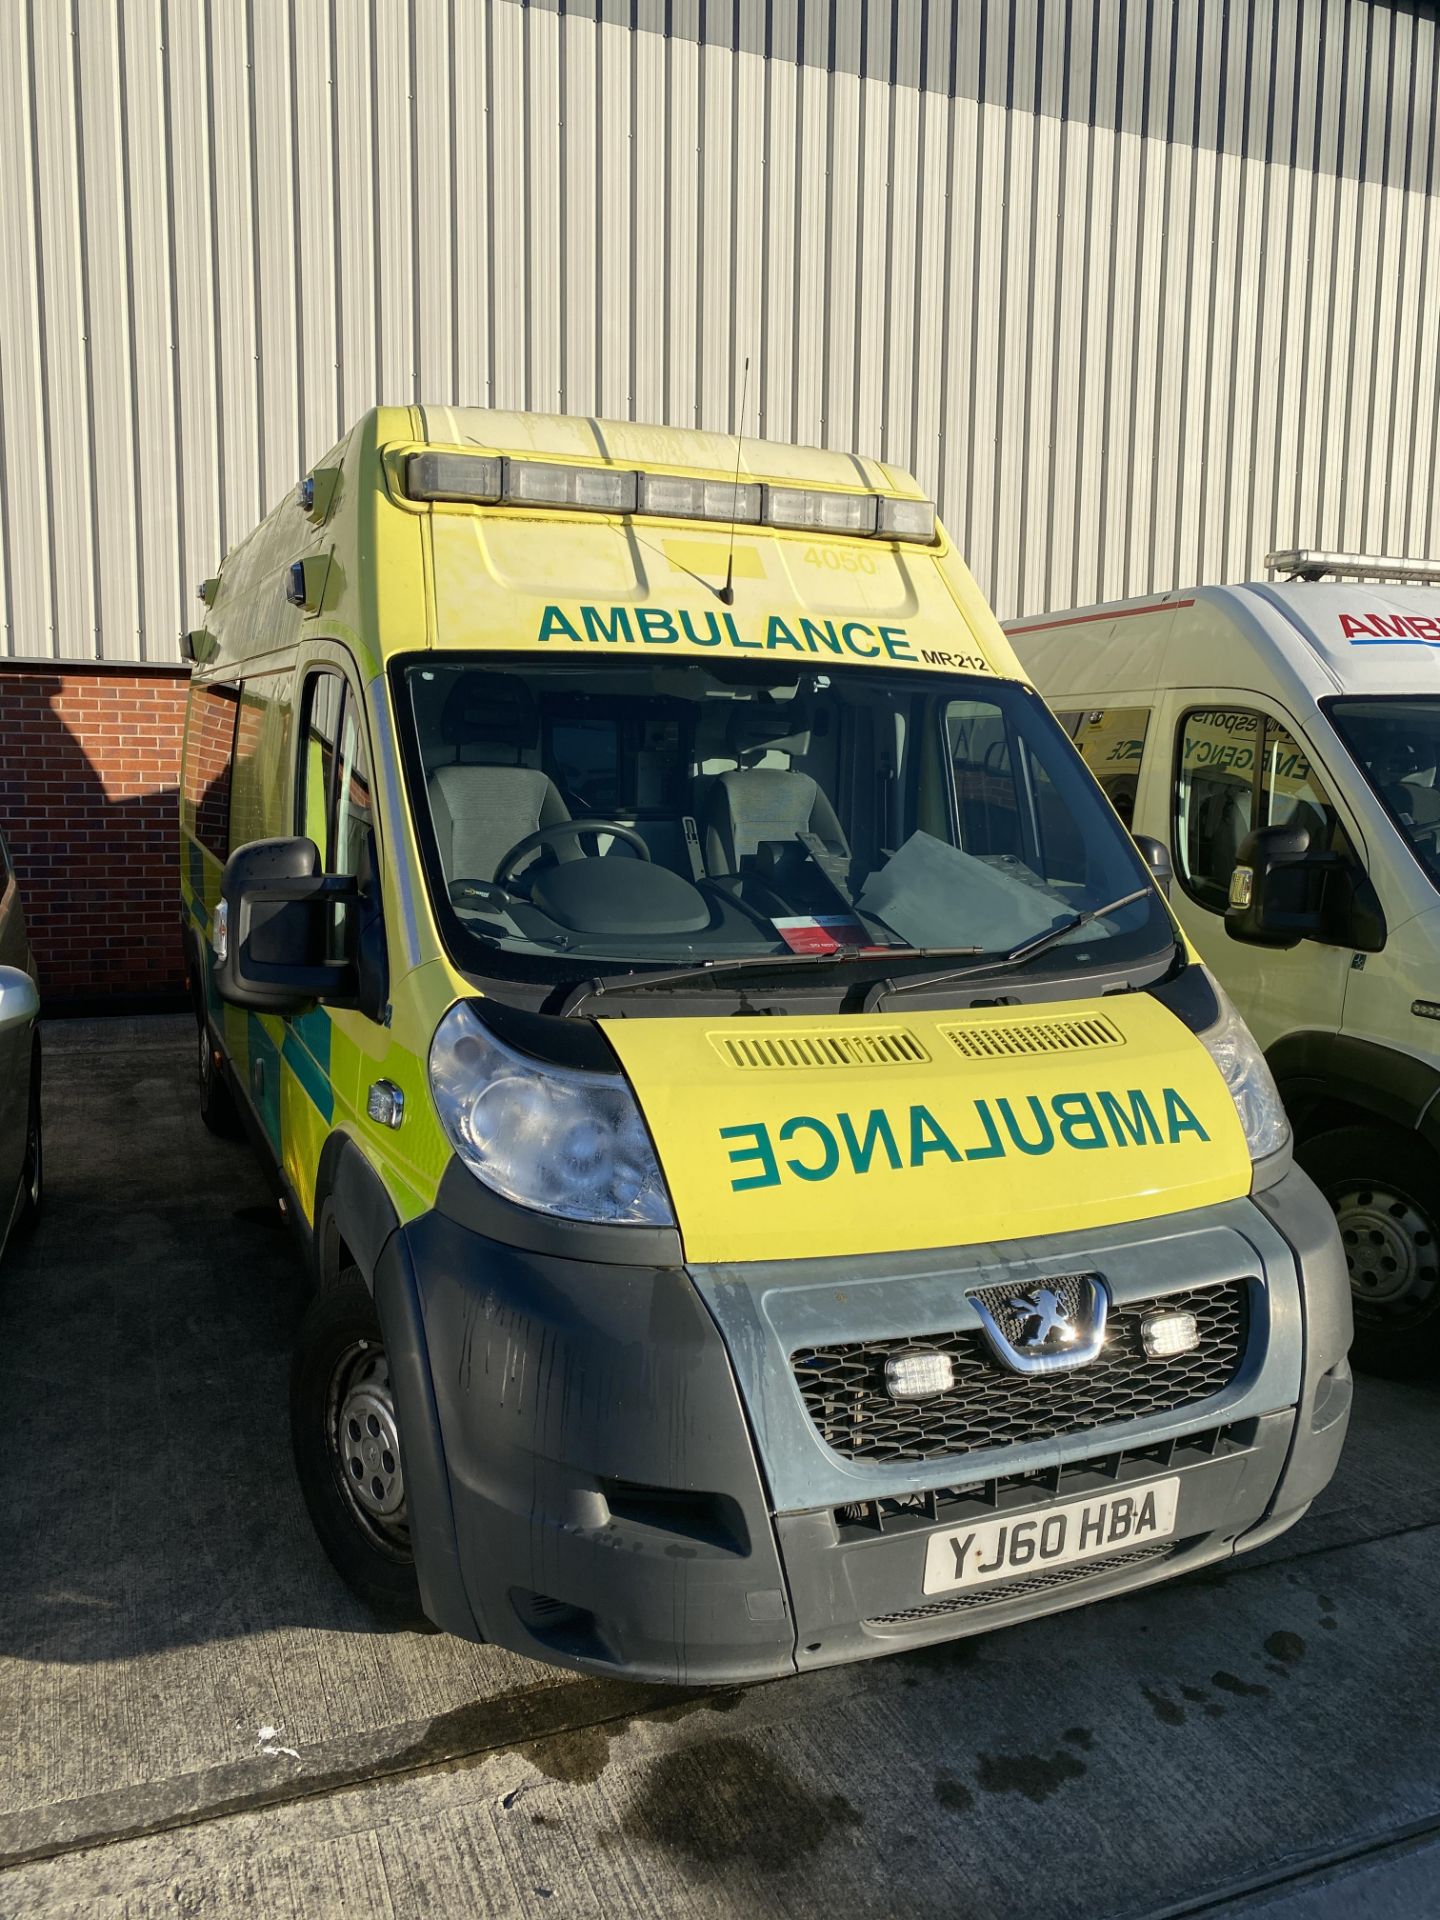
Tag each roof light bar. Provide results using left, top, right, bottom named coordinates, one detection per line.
left=637, top=471, right=761, bottom=523
left=1267, top=548, right=1440, bottom=585
left=406, top=451, right=502, bottom=503
left=504, top=459, right=637, bottom=513
left=763, top=485, right=878, bottom=536
left=401, top=449, right=936, bottom=541
left=877, top=496, right=936, bottom=542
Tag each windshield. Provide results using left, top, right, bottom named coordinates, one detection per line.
left=1328, top=696, right=1440, bottom=887
left=394, top=655, right=1173, bottom=986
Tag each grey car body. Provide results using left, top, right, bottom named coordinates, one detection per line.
left=0, top=826, right=41, bottom=1257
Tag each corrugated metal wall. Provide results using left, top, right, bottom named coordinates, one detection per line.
left=3, top=0, right=1438, bottom=664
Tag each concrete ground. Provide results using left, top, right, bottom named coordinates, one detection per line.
left=2, top=1016, right=1439, bottom=1919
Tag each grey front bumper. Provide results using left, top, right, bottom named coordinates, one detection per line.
left=690, top=1161, right=1352, bottom=1668
left=386, top=1161, right=1350, bottom=1683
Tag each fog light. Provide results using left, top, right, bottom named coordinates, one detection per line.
left=1140, top=1308, right=1200, bottom=1359
left=884, top=1350, right=954, bottom=1400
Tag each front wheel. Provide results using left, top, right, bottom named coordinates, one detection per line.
left=197, top=1017, right=243, bottom=1139
left=1298, top=1124, right=1440, bottom=1378
left=290, top=1270, right=426, bottom=1624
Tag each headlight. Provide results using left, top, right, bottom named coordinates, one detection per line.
left=1197, top=979, right=1290, bottom=1162
left=428, top=1001, right=674, bottom=1226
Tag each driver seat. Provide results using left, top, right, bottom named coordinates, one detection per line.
left=426, top=674, right=570, bottom=882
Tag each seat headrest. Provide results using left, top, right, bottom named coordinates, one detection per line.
left=727, top=699, right=811, bottom=762
left=439, top=673, right=540, bottom=752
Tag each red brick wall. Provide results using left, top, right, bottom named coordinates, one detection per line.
left=0, top=663, right=190, bottom=1004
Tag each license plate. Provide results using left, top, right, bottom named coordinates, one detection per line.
left=921, top=1477, right=1181, bottom=1596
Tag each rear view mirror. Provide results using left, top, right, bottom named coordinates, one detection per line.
left=1132, top=834, right=1173, bottom=899
left=1225, top=824, right=1384, bottom=953
left=0, top=966, right=39, bottom=1032
left=214, top=837, right=359, bottom=1014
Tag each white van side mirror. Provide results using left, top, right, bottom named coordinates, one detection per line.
left=1226, top=824, right=1385, bottom=953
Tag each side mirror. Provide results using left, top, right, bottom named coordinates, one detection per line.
left=0, top=966, right=39, bottom=1032
left=1225, top=824, right=1385, bottom=953
left=214, top=837, right=358, bottom=1014
left=1133, top=834, right=1173, bottom=899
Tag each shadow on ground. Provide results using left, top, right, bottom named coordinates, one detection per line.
left=2, top=1016, right=333, bottom=1663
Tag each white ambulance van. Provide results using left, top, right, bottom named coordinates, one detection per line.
left=1011, top=551, right=1440, bottom=1376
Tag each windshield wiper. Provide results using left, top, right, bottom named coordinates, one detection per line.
left=556, top=944, right=983, bottom=1018
left=862, top=888, right=1154, bottom=1009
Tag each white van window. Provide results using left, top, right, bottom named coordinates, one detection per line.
left=1057, top=708, right=1150, bottom=830
left=1329, top=696, right=1440, bottom=885
left=1175, top=707, right=1342, bottom=910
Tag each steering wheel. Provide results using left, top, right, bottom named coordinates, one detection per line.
left=493, top=817, right=652, bottom=887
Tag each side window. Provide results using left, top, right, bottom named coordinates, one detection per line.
left=945, top=698, right=1087, bottom=885
left=1175, top=708, right=1344, bottom=911
left=948, top=701, right=1023, bottom=862
left=296, top=670, right=372, bottom=877
left=181, top=679, right=241, bottom=859
left=1262, top=723, right=1343, bottom=854
left=227, top=674, right=292, bottom=855
left=335, top=693, right=375, bottom=880
left=297, top=671, right=343, bottom=857
left=1062, top=708, right=1151, bottom=831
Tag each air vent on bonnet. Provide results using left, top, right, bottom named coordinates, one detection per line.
left=940, top=1013, right=1124, bottom=1059
left=713, top=1029, right=930, bottom=1069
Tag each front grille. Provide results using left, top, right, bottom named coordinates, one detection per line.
left=791, top=1282, right=1249, bottom=1462
left=832, top=1421, right=1256, bottom=1539
left=865, top=1541, right=1175, bottom=1624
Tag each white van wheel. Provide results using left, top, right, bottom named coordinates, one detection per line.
left=1300, top=1125, right=1440, bottom=1377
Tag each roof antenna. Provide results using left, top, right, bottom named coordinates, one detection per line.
left=719, top=354, right=751, bottom=606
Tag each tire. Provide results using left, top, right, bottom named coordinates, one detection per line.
left=290, top=1268, right=426, bottom=1624
left=1297, top=1124, right=1440, bottom=1378
left=11, top=1036, right=41, bottom=1240
left=196, top=1015, right=243, bottom=1139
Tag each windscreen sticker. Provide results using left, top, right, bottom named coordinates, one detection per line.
left=771, top=915, right=893, bottom=954
left=719, top=1087, right=1211, bottom=1192
left=1341, top=612, right=1440, bottom=646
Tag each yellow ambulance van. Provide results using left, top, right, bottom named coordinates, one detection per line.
left=179, top=410, right=1350, bottom=1682
left=1011, top=554, right=1440, bottom=1378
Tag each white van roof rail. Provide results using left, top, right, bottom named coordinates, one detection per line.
left=1266, top=547, right=1440, bottom=585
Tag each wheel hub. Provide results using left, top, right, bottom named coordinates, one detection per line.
left=1334, top=1180, right=1437, bottom=1323
left=330, top=1344, right=408, bottom=1546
